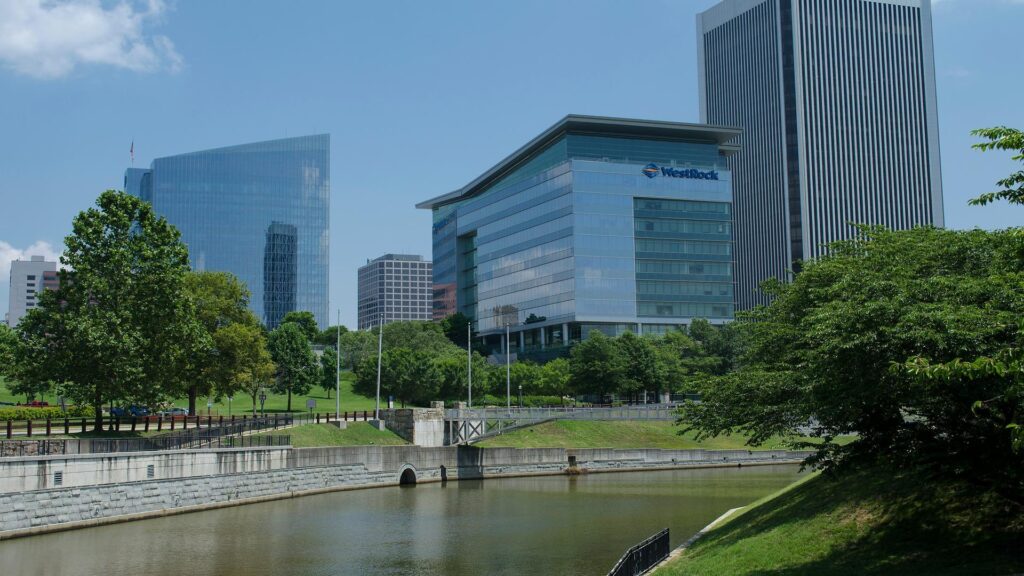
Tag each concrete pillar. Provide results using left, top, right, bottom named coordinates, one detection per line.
left=518, top=331, right=524, bottom=352
left=540, top=327, right=546, bottom=350
left=563, top=323, right=569, bottom=344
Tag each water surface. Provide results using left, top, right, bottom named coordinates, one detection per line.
left=3, top=465, right=801, bottom=575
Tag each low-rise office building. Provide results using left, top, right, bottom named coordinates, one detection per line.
left=357, top=254, right=433, bottom=330
left=417, top=115, right=738, bottom=359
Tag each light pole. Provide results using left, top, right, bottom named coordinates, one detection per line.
left=375, top=310, right=384, bottom=420
left=467, top=320, right=473, bottom=408
left=506, top=323, right=511, bottom=412
left=518, top=384, right=523, bottom=409
left=335, top=309, right=341, bottom=421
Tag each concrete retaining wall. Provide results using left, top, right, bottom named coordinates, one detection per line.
left=0, top=445, right=809, bottom=540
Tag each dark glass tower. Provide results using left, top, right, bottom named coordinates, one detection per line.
left=698, top=0, right=944, bottom=309
left=125, top=135, right=329, bottom=328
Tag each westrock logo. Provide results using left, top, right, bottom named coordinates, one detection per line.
left=642, top=163, right=719, bottom=181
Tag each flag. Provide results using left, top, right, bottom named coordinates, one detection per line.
left=130, top=140, right=134, bottom=164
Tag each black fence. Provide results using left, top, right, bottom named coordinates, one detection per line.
left=607, top=528, right=671, bottom=576
left=3, top=413, right=294, bottom=439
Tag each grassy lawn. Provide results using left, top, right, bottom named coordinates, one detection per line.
left=257, top=423, right=408, bottom=447
left=652, top=465, right=1024, bottom=576
left=1, top=373, right=385, bottom=416
left=474, top=420, right=855, bottom=450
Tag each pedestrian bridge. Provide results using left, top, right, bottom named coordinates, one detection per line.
left=444, top=404, right=679, bottom=445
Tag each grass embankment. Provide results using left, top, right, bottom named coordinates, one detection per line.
left=256, top=423, right=408, bottom=447
left=474, top=420, right=856, bottom=450
left=653, top=465, right=1024, bottom=576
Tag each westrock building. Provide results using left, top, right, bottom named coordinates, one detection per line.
left=418, top=115, right=738, bottom=361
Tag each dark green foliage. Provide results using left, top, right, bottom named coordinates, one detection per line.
left=439, top=312, right=472, bottom=348
left=568, top=331, right=623, bottom=399
left=279, top=311, right=319, bottom=342
left=319, top=346, right=338, bottom=399
left=679, top=225, right=1024, bottom=497
left=316, top=324, right=348, bottom=346
left=15, top=190, right=207, bottom=430
left=268, top=322, right=319, bottom=412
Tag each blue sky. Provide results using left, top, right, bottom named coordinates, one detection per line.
left=0, top=0, right=1021, bottom=328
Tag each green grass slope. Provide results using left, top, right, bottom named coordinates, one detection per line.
left=474, top=420, right=852, bottom=450
left=258, top=423, right=408, bottom=447
left=654, top=466, right=1024, bottom=576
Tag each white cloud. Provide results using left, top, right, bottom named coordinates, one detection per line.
left=0, top=240, right=62, bottom=282
left=0, top=0, right=182, bottom=79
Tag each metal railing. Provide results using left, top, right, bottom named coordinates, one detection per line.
left=607, top=528, right=671, bottom=576
left=445, top=404, right=680, bottom=422
left=445, top=405, right=680, bottom=444
left=3, top=413, right=295, bottom=438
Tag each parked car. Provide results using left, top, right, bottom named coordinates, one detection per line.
left=110, top=406, right=150, bottom=417
left=157, top=407, right=189, bottom=417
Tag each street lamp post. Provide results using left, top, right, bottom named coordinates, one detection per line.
left=335, top=309, right=341, bottom=421
left=375, top=310, right=384, bottom=420
left=467, top=320, right=473, bottom=408
left=518, top=384, right=523, bottom=409
left=506, top=323, right=511, bottom=412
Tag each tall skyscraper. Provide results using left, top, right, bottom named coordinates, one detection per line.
left=418, top=115, right=737, bottom=360
left=125, top=135, right=330, bottom=328
left=698, top=0, right=943, bottom=308
left=357, top=254, right=433, bottom=330
left=6, top=256, right=58, bottom=327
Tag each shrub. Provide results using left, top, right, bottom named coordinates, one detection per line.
left=0, top=405, right=95, bottom=420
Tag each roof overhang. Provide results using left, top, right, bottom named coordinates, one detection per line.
left=416, top=114, right=741, bottom=210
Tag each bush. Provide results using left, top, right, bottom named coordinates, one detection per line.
left=475, top=394, right=566, bottom=407
left=0, top=405, right=95, bottom=420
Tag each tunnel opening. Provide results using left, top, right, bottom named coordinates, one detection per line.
left=399, top=468, right=417, bottom=486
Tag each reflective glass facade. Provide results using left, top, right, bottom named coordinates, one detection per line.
left=419, top=116, right=736, bottom=356
left=125, top=135, right=329, bottom=328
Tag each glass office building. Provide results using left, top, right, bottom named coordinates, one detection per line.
left=125, top=134, right=330, bottom=329
left=418, top=115, right=738, bottom=358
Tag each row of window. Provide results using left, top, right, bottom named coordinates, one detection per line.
left=638, top=302, right=733, bottom=318
left=635, top=219, right=731, bottom=235
left=635, top=239, right=733, bottom=256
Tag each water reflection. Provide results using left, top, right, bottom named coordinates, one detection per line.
left=2, top=465, right=802, bottom=576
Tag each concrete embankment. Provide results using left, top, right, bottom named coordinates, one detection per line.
left=0, top=445, right=808, bottom=540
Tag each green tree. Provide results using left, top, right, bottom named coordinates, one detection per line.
left=317, top=324, right=348, bottom=346
left=617, top=332, right=662, bottom=401
left=320, top=346, right=338, bottom=399
left=538, top=357, right=571, bottom=403
left=568, top=331, right=623, bottom=400
left=183, top=271, right=252, bottom=415
left=968, top=126, right=1024, bottom=206
left=213, top=318, right=275, bottom=416
left=16, top=190, right=206, bottom=430
left=279, top=311, right=319, bottom=342
left=678, top=226, right=1024, bottom=494
left=439, top=312, right=472, bottom=348
left=268, top=322, right=320, bottom=411
left=508, top=361, right=543, bottom=398
left=339, top=329, right=376, bottom=370
left=1, top=324, right=51, bottom=402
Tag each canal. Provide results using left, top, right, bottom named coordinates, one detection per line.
left=3, top=464, right=802, bottom=575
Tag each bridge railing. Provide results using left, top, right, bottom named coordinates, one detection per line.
left=445, top=404, right=680, bottom=422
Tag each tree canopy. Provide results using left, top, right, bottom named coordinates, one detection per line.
left=15, top=190, right=207, bottom=429
left=268, top=322, right=320, bottom=412
left=679, top=225, right=1024, bottom=495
